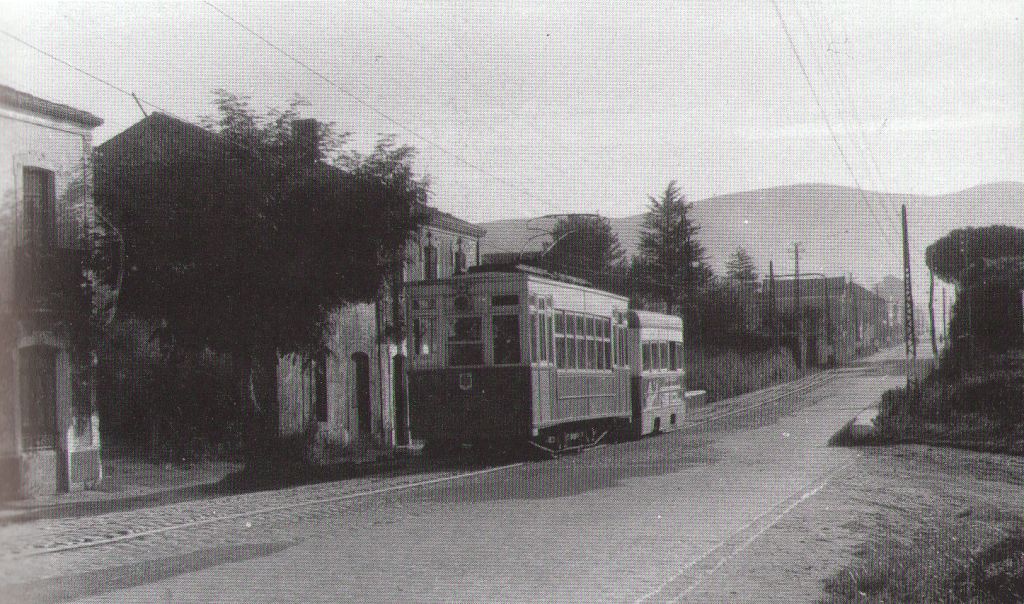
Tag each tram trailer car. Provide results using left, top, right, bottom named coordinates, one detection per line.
left=406, top=265, right=687, bottom=451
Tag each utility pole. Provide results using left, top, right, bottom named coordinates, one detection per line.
left=942, top=287, right=947, bottom=342
left=768, top=260, right=778, bottom=350
left=793, top=243, right=802, bottom=369
left=929, top=269, right=938, bottom=362
left=959, top=229, right=974, bottom=370
left=901, top=204, right=917, bottom=392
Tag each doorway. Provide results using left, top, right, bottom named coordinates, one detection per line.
left=352, top=352, right=371, bottom=435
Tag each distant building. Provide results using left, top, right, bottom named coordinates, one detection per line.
left=0, top=86, right=103, bottom=498
left=767, top=276, right=890, bottom=367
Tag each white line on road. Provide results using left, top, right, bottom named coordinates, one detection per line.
left=634, top=458, right=855, bottom=604
left=12, top=462, right=524, bottom=560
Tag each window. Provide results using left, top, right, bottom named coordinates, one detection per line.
left=423, top=240, right=437, bottom=280
left=566, top=314, right=577, bottom=368
left=492, top=295, right=519, bottom=307
left=449, top=317, right=482, bottom=366
left=539, top=314, right=548, bottom=362
left=455, top=239, right=467, bottom=274
left=413, top=317, right=435, bottom=356
left=23, top=167, right=55, bottom=249
left=19, top=346, right=56, bottom=449
left=531, top=313, right=540, bottom=362
left=642, top=343, right=652, bottom=371
left=492, top=314, right=521, bottom=365
left=555, top=312, right=566, bottom=368
left=669, top=341, right=678, bottom=370
left=575, top=316, right=586, bottom=370
left=661, top=342, right=670, bottom=371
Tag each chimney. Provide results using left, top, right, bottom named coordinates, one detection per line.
left=292, top=118, right=320, bottom=162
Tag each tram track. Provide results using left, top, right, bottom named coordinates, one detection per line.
left=684, top=369, right=836, bottom=430
left=6, top=370, right=838, bottom=561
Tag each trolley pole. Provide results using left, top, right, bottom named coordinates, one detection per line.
left=901, top=204, right=917, bottom=392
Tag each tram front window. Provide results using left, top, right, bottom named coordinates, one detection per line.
left=449, top=317, right=483, bottom=366
left=492, top=314, right=521, bottom=365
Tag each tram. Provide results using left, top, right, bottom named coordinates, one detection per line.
left=405, top=264, right=687, bottom=452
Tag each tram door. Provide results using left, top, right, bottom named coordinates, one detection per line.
left=352, top=352, right=371, bottom=435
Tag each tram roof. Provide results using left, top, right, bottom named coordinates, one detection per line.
left=466, top=263, right=593, bottom=287
left=627, top=310, right=683, bottom=330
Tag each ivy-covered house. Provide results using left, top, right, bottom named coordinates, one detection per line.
left=0, top=86, right=103, bottom=498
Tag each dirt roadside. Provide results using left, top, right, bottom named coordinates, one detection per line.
left=681, top=444, right=1024, bottom=603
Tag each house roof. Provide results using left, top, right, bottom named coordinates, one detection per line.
left=0, top=85, right=102, bottom=128
left=98, top=112, right=486, bottom=239
left=96, top=112, right=228, bottom=165
left=417, top=204, right=486, bottom=238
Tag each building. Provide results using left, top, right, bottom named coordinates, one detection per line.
left=0, top=86, right=103, bottom=498
left=96, top=112, right=485, bottom=458
left=277, top=202, right=484, bottom=453
left=767, top=276, right=891, bottom=367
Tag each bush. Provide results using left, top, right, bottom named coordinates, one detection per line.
left=686, top=346, right=800, bottom=402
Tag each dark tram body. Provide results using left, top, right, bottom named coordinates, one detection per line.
left=406, top=265, right=687, bottom=451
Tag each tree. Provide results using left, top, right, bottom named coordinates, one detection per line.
left=633, top=181, right=712, bottom=315
left=925, top=225, right=1024, bottom=284
left=541, top=214, right=625, bottom=288
left=93, top=90, right=426, bottom=446
left=726, top=247, right=759, bottom=283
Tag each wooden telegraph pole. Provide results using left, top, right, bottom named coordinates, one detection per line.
left=901, top=204, right=917, bottom=392
left=929, top=270, right=938, bottom=361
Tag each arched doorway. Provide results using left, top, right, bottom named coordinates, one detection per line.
left=351, top=352, right=371, bottom=436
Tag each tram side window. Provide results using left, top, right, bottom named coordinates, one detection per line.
left=586, top=317, right=597, bottom=370
left=540, top=313, right=549, bottom=362
left=567, top=314, right=577, bottom=368
left=575, top=316, right=586, bottom=370
left=669, top=340, right=678, bottom=370
left=604, top=320, right=612, bottom=370
left=660, top=342, right=669, bottom=371
left=642, top=343, right=652, bottom=371
left=531, top=313, right=540, bottom=362
left=555, top=312, right=567, bottom=368
left=449, top=317, right=483, bottom=366
left=493, top=314, right=521, bottom=365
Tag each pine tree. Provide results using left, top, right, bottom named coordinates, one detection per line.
left=543, top=214, right=625, bottom=287
left=633, top=181, right=712, bottom=315
left=726, top=247, right=759, bottom=283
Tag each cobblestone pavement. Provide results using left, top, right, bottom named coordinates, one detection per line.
left=0, top=467, right=476, bottom=588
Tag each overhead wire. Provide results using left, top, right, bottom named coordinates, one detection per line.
left=201, top=0, right=566, bottom=220
left=800, top=1, right=902, bottom=242
left=769, top=0, right=899, bottom=254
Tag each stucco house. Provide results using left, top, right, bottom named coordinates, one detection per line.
left=0, top=85, right=103, bottom=498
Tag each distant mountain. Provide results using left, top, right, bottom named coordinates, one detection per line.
left=479, top=181, right=1024, bottom=299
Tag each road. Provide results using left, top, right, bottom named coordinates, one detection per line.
left=0, top=353, right=906, bottom=603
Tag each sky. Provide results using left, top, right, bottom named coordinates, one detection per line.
left=1, top=1, right=1021, bottom=225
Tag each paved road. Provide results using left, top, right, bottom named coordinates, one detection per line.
left=0, top=355, right=903, bottom=603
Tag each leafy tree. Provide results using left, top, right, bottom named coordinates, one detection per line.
left=93, top=90, right=426, bottom=445
left=925, top=225, right=1024, bottom=284
left=633, top=181, right=712, bottom=315
left=726, top=247, right=759, bottom=283
left=541, top=214, right=625, bottom=289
